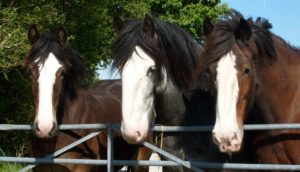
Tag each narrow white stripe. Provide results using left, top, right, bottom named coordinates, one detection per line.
left=215, top=51, right=239, bottom=132
left=36, top=53, right=62, bottom=127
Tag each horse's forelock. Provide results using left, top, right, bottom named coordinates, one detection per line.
left=112, top=17, right=201, bottom=91
left=198, top=11, right=278, bottom=75
left=26, top=31, right=86, bottom=100
left=198, top=15, right=239, bottom=74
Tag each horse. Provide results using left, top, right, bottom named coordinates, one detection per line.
left=197, top=11, right=300, bottom=165
left=25, top=25, right=151, bottom=172
left=112, top=14, right=252, bottom=172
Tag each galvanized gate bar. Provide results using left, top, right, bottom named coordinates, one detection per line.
left=107, top=123, right=114, bottom=172
left=0, top=124, right=33, bottom=130
left=142, top=141, right=205, bottom=172
left=0, top=124, right=108, bottom=131
left=19, top=131, right=101, bottom=172
left=3, top=123, right=300, bottom=131
left=0, top=157, right=106, bottom=165
left=3, top=156, right=300, bottom=170
left=192, top=162, right=300, bottom=171
left=243, top=124, right=300, bottom=130
left=118, top=161, right=300, bottom=171
left=152, top=124, right=300, bottom=132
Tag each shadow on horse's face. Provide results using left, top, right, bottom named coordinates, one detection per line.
left=26, top=25, right=67, bottom=139
left=201, top=14, right=256, bottom=153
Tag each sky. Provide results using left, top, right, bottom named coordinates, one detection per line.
left=98, top=0, right=300, bottom=79
left=222, top=0, right=300, bottom=46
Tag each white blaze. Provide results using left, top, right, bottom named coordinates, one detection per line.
left=121, top=46, right=156, bottom=141
left=36, top=53, right=62, bottom=132
left=213, top=51, right=241, bottom=138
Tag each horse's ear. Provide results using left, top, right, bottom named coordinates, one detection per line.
left=113, top=16, right=124, bottom=32
left=203, top=17, right=214, bottom=36
left=235, top=17, right=252, bottom=42
left=57, top=26, right=68, bottom=46
left=143, top=14, right=155, bottom=37
left=28, top=24, right=40, bottom=45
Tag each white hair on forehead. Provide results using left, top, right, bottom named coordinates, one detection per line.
left=214, top=51, right=240, bottom=137
left=36, top=53, right=62, bottom=130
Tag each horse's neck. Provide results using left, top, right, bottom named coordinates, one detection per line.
left=254, top=43, right=300, bottom=123
left=155, top=80, right=185, bottom=125
left=154, top=80, right=214, bottom=126
left=60, top=87, right=94, bottom=124
left=60, top=81, right=122, bottom=124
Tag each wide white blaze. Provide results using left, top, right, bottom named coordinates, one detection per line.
left=36, top=53, right=62, bottom=131
left=121, top=46, right=156, bottom=140
left=213, top=51, right=240, bottom=138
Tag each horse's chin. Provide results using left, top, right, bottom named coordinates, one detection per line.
left=34, top=132, right=57, bottom=139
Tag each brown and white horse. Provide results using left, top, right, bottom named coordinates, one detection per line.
left=26, top=25, right=150, bottom=171
left=198, top=11, right=300, bottom=164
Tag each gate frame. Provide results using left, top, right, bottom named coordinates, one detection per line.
left=1, top=123, right=300, bottom=171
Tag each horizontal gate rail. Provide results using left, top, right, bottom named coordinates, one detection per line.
left=2, top=157, right=300, bottom=171
left=2, top=123, right=300, bottom=131
left=1, top=123, right=300, bottom=171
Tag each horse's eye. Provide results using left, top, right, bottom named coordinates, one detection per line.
left=147, top=66, right=157, bottom=76
left=243, top=68, right=250, bottom=75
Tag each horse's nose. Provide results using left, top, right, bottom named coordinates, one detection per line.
left=34, top=121, right=57, bottom=138
left=121, top=125, right=148, bottom=144
left=212, top=131, right=242, bottom=153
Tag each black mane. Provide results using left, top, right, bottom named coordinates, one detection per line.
left=199, top=11, right=277, bottom=72
left=112, top=16, right=202, bottom=90
left=26, top=31, right=86, bottom=98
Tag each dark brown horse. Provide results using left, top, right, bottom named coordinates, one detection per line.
left=25, top=25, right=151, bottom=171
left=198, top=11, right=300, bottom=165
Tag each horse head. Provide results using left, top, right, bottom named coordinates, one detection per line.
left=198, top=11, right=276, bottom=153
left=26, top=25, right=84, bottom=138
left=112, top=14, right=201, bottom=144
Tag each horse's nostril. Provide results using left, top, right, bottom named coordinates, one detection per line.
left=231, top=132, right=238, bottom=140
left=212, top=133, right=220, bottom=144
left=34, top=122, right=40, bottom=132
left=135, top=131, right=141, bottom=138
left=135, top=131, right=142, bottom=142
left=49, top=123, right=57, bottom=136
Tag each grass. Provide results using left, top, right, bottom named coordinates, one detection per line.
left=0, top=162, right=25, bottom=172
left=0, top=147, right=31, bottom=172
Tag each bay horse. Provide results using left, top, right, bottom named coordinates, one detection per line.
left=25, top=25, right=150, bottom=171
left=112, top=14, right=252, bottom=171
left=198, top=11, right=300, bottom=164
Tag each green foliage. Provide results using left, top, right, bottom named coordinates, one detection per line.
left=0, top=0, right=229, bottom=158
left=111, top=0, right=230, bottom=41
left=147, top=0, right=230, bottom=41
left=0, top=2, right=65, bottom=76
left=0, top=148, right=29, bottom=171
left=0, top=162, right=25, bottom=172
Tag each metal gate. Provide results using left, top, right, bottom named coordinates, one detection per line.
left=1, top=123, right=300, bottom=171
